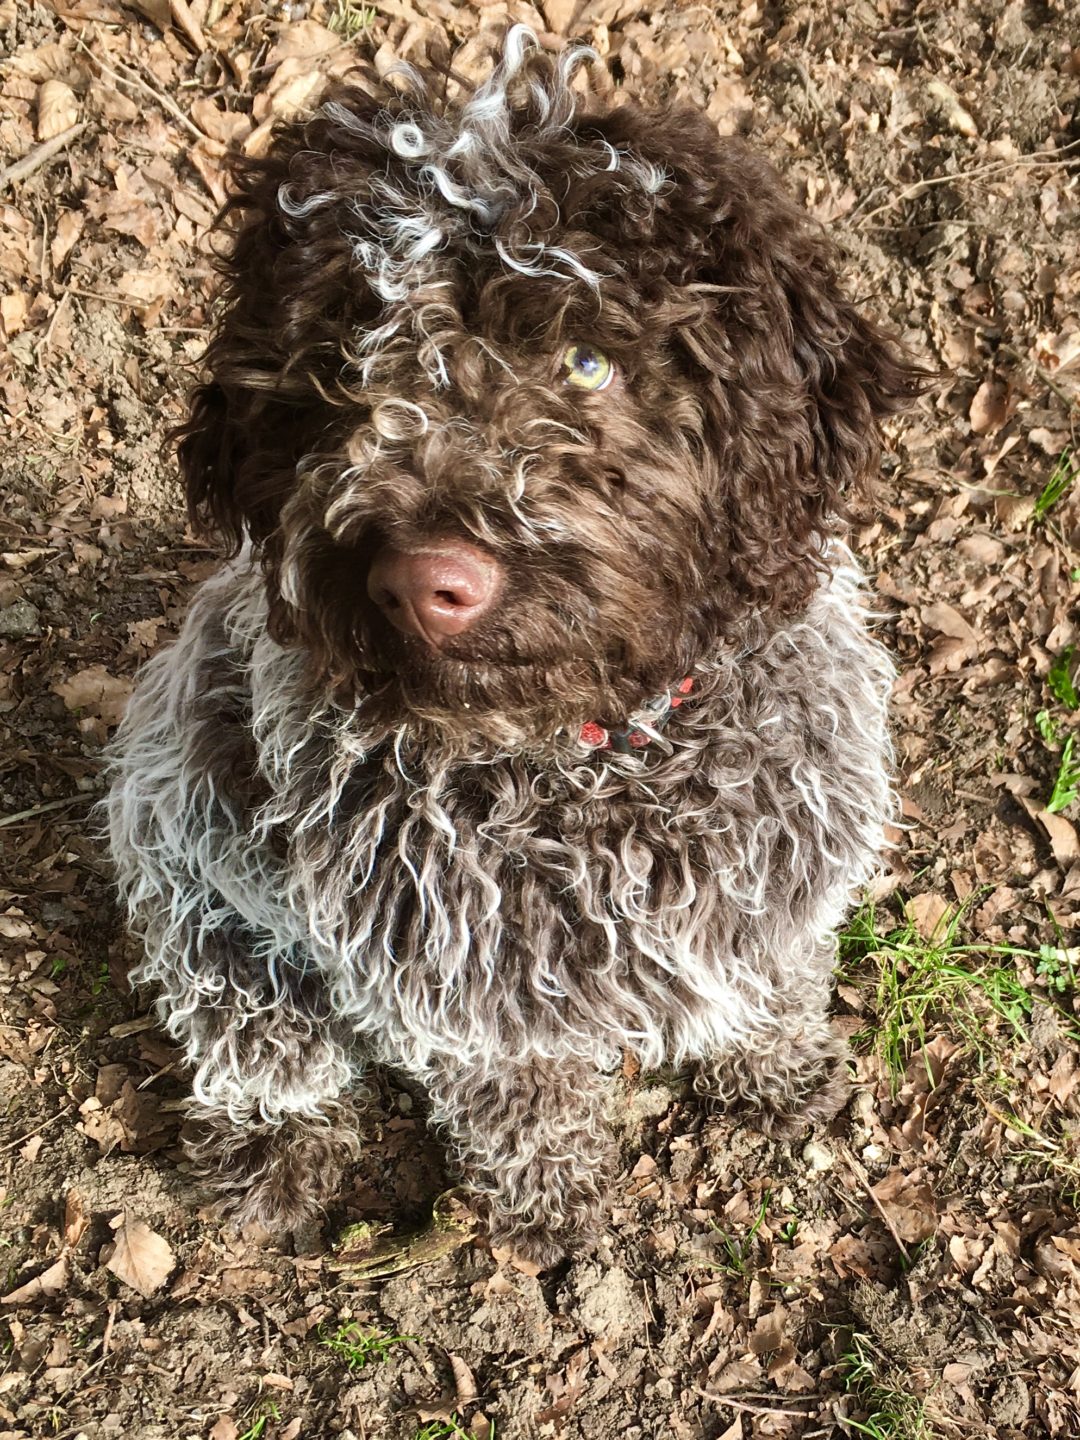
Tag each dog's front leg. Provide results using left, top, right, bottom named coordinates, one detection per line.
left=161, top=926, right=361, bottom=1230
left=427, top=1054, right=617, bottom=1267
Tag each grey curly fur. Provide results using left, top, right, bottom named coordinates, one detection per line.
left=106, top=28, right=916, bottom=1262
left=108, top=556, right=892, bottom=1255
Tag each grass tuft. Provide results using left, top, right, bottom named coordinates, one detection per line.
left=704, top=1191, right=772, bottom=1276
left=1046, top=734, right=1080, bottom=814
left=1034, top=447, right=1077, bottom=520
left=320, top=1320, right=416, bottom=1370
left=841, top=1332, right=930, bottom=1440
left=839, top=901, right=1039, bottom=1084
left=326, top=0, right=377, bottom=38
left=237, top=1402, right=280, bottom=1440
left=415, top=1418, right=493, bottom=1440
left=1047, top=646, right=1078, bottom=709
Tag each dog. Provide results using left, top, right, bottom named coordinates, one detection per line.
left=107, top=27, right=921, bottom=1265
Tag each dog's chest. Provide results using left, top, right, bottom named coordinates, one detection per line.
left=245, top=558, right=893, bottom=1067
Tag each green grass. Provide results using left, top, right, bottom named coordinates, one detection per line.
left=704, top=1190, right=772, bottom=1276
left=1036, top=708, right=1060, bottom=744
left=841, top=1332, right=930, bottom=1440
left=1034, top=448, right=1077, bottom=520
left=839, top=901, right=1041, bottom=1084
left=1046, top=734, right=1080, bottom=814
left=237, top=1402, right=281, bottom=1440
left=319, top=1321, right=416, bottom=1370
left=1048, top=646, right=1079, bottom=709
left=415, top=1419, right=494, bottom=1440
left=326, top=0, right=377, bottom=38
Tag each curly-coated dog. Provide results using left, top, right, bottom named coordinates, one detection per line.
left=107, top=27, right=921, bottom=1264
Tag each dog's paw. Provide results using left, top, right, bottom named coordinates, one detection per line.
left=697, top=1031, right=853, bottom=1139
left=753, top=1065, right=851, bottom=1140
left=185, top=1109, right=359, bottom=1232
left=489, top=1220, right=596, bottom=1270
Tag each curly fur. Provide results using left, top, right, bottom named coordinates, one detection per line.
left=107, top=28, right=922, bottom=1260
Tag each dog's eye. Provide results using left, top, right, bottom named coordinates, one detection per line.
left=562, top=344, right=614, bottom=392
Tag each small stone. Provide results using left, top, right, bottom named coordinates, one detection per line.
left=0, top=598, right=41, bottom=637
left=802, top=1139, right=834, bottom=1172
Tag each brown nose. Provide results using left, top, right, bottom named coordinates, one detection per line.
left=367, top=541, right=502, bottom=644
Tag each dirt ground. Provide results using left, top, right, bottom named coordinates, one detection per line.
left=2, top=2, right=1079, bottom=1438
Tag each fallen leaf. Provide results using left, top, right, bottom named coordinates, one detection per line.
left=905, top=892, right=954, bottom=940
left=926, top=78, right=978, bottom=137
left=921, top=600, right=979, bottom=647
left=872, top=1169, right=938, bottom=1244
left=53, top=665, right=132, bottom=726
left=748, top=1306, right=787, bottom=1355
left=1019, top=798, right=1079, bottom=867
left=1, top=291, right=28, bottom=338
left=64, top=1190, right=89, bottom=1250
left=36, top=79, right=79, bottom=141
left=104, top=1214, right=175, bottom=1297
left=1, top=1255, right=69, bottom=1304
left=50, top=209, right=84, bottom=270
left=209, top=1419, right=238, bottom=1440
left=490, top=1242, right=543, bottom=1278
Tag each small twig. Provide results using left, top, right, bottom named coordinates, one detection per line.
left=693, top=1387, right=816, bottom=1418
left=855, top=139, right=1080, bottom=228
left=997, top=342, right=1080, bottom=416
left=170, top=0, right=208, bottom=53
left=0, top=123, right=88, bottom=190
left=73, top=34, right=206, bottom=141
left=0, top=795, right=86, bottom=829
left=34, top=288, right=72, bottom=361
left=63, top=286, right=141, bottom=308
left=101, top=1300, right=119, bottom=1357
left=838, top=1143, right=912, bottom=1265
left=0, top=1107, right=70, bottom=1155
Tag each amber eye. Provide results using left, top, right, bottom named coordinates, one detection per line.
left=562, top=343, right=614, bottom=392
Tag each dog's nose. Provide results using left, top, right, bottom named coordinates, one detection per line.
left=367, top=542, right=502, bottom=643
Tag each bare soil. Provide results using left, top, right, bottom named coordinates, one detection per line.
left=1, top=3, right=1079, bottom=1439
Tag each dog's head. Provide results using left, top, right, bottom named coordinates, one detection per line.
left=179, top=27, right=921, bottom=742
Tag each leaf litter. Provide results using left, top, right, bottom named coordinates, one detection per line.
left=1, top=0, right=1080, bottom=1437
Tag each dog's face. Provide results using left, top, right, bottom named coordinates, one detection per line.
left=180, top=29, right=919, bottom=741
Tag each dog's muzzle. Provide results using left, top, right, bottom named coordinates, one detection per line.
left=367, top=541, right=503, bottom=646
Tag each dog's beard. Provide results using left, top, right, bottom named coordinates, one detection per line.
left=276, top=587, right=695, bottom=746
left=350, top=627, right=632, bottom=743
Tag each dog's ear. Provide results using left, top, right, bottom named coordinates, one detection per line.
left=174, top=95, right=383, bottom=553
left=644, top=115, right=928, bottom=614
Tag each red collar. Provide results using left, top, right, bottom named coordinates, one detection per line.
left=580, top=677, right=694, bottom=754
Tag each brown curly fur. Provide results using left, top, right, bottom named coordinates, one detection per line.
left=175, top=42, right=919, bottom=742
left=108, top=31, right=926, bottom=1261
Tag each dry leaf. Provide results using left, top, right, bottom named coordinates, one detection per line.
left=905, top=893, right=954, bottom=940
left=1019, top=798, right=1080, bottom=867
left=20, top=1135, right=44, bottom=1163
left=1, top=292, right=29, bottom=338
left=872, top=1169, right=939, bottom=1244
left=969, top=378, right=1008, bottom=435
left=127, top=0, right=171, bottom=28
left=748, top=1306, right=787, bottom=1355
left=51, top=209, right=85, bottom=270
left=53, top=665, right=133, bottom=726
left=490, top=1242, right=543, bottom=1277
left=209, top=1418, right=238, bottom=1440
left=1035, top=324, right=1080, bottom=373
left=921, top=601, right=979, bottom=647
left=1, top=1255, right=69, bottom=1304
left=104, top=1213, right=175, bottom=1297
left=36, top=79, right=79, bottom=141
left=926, top=78, right=978, bottom=136
left=64, top=1191, right=89, bottom=1250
